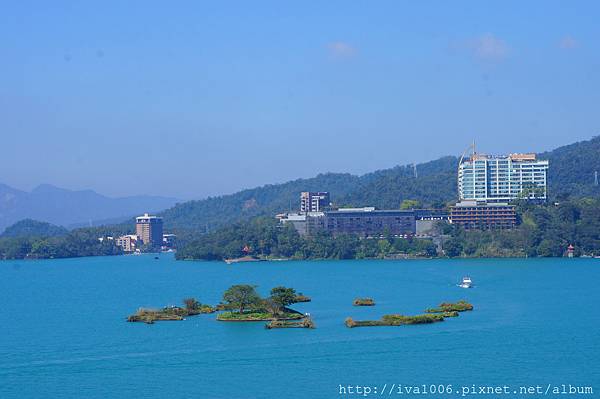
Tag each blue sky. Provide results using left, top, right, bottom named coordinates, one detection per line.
left=1, top=1, right=599, bottom=199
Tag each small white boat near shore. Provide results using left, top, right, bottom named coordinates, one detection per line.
left=458, top=276, right=473, bottom=289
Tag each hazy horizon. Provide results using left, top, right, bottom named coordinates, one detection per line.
left=2, top=1, right=599, bottom=199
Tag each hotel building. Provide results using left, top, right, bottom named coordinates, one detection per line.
left=449, top=201, right=516, bottom=230
left=135, top=213, right=164, bottom=247
left=306, top=207, right=416, bottom=237
left=458, top=153, right=549, bottom=203
left=278, top=206, right=449, bottom=237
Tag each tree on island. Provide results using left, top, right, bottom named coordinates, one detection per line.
left=183, top=298, right=200, bottom=311
left=269, top=286, right=297, bottom=314
left=222, top=285, right=261, bottom=314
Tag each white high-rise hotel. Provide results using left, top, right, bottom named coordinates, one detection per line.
left=458, top=152, right=549, bottom=203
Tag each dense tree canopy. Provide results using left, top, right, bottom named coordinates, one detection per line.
left=175, top=217, right=438, bottom=261
left=0, top=225, right=130, bottom=260
left=222, top=285, right=262, bottom=314
left=269, top=286, right=297, bottom=310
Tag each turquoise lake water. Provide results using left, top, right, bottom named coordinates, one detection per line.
left=1, top=254, right=599, bottom=398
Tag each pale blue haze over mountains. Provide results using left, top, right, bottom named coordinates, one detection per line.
left=1, top=1, right=600, bottom=199
left=0, top=183, right=179, bottom=231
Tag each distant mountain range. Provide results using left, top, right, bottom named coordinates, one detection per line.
left=159, top=136, right=600, bottom=232
left=0, top=183, right=180, bottom=233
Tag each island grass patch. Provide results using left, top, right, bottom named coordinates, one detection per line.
left=425, top=300, right=473, bottom=313
left=345, top=313, right=444, bottom=328
left=127, top=308, right=185, bottom=324
left=217, top=310, right=303, bottom=321
left=353, top=297, right=375, bottom=306
left=265, top=317, right=315, bottom=329
left=127, top=298, right=215, bottom=324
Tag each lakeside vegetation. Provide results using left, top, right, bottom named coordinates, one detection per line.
left=175, top=197, right=600, bottom=261
left=176, top=217, right=437, bottom=261
left=0, top=224, right=129, bottom=260
left=4, top=197, right=600, bottom=261
left=441, top=198, right=600, bottom=257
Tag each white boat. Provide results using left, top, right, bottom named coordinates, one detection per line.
left=458, top=276, right=473, bottom=289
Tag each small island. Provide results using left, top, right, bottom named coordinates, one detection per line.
left=425, top=300, right=474, bottom=313
left=294, top=293, right=311, bottom=303
left=345, top=313, right=444, bottom=328
left=127, top=298, right=215, bottom=324
left=345, top=300, right=473, bottom=328
left=353, top=297, right=375, bottom=306
left=266, top=317, right=315, bottom=329
left=216, top=285, right=308, bottom=324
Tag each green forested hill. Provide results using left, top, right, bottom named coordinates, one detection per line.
left=160, top=158, right=459, bottom=232
left=542, top=135, right=600, bottom=198
left=159, top=173, right=362, bottom=232
left=1, top=219, right=68, bottom=238
left=160, top=137, right=600, bottom=232
left=339, top=156, right=458, bottom=209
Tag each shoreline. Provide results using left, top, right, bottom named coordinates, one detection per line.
left=4, top=253, right=598, bottom=262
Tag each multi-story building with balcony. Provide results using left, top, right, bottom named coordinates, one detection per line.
left=458, top=152, right=549, bottom=203
left=300, top=192, right=330, bottom=212
left=450, top=201, right=516, bottom=230
left=116, top=234, right=138, bottom=252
